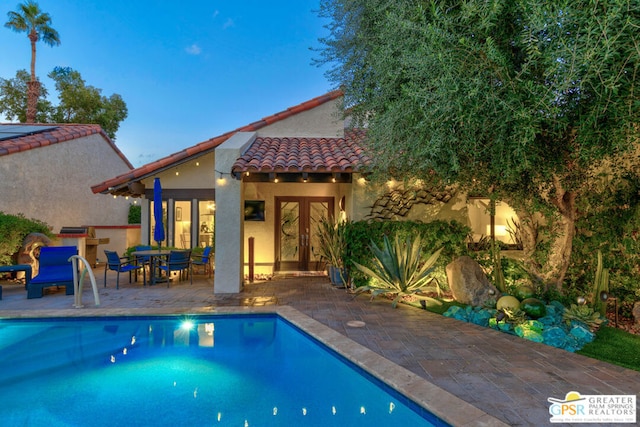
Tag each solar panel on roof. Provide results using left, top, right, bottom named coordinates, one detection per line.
left=0, top=124, right=58, bottom=141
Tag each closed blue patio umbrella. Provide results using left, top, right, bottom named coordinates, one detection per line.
left=153, top=178, right=165, bottom=249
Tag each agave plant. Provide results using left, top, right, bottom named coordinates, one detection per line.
left=354, top=234, right=443, bottom=308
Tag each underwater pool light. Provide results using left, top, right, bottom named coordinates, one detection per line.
left=180, top=320, right=195, bottom=330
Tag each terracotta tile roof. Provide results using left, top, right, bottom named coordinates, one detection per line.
left=231, top=129, right=369, bottom=174
left=91, top=90, right=344, bottom=195
left=0, top=123, right=133, bottom=168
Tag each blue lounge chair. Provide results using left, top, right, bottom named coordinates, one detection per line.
left=158, top=250, right=192, bottom=287
left=191, top=246, right=213, bottom=277
left=104, top=250, right=145, bottom=289
left=28, top=246, right=78, bottom=299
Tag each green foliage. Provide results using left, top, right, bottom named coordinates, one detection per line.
left=0, top=70, right=52, bottom=122
left=0, top=212, right=53, bottom=265
left=562, top=304, right=607, bottom=332
left=492, top=245, right=506, bottom=293
left=48, top=67, right=128, bottom=139
left=499, top=307, right=528, bottom=326
left=5, top=1, right=60, bottom=48
left=567, top=176, right=640, bottom=307
left=318, top=0, right=640, bottom=187
left=128, top=204, right=141, bottom=224
left=0, top=67, right=128, bottom=139
left=591, top=250, right=610, bottom=316
left=344, top=219, right=471, bottom=287
left=354, top=234, right=443, bottom=308
left=316, top=216, right=348, bottom=268
left=317, top=0, right=640, bottom=286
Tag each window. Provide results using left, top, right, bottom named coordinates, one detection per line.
left=467, top=198, right=520, bottom=248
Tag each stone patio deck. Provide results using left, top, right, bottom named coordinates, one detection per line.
left=0, top=271, right=638, bottom=426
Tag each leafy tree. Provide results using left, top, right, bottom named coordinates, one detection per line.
left=317, top=0, right=640, bottom=290
left=0, top=69, right=52, bottom=122
left=0, top=67, right=128, bottom=140
left=4, top=0, right=60, bottom=123
left=48, top=67, right=128, bottom=139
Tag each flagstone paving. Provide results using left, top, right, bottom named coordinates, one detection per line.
left=1, top=272, right=638, bottom=426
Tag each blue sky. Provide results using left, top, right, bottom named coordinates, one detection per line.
left=1, top=0, right=333, bottom=166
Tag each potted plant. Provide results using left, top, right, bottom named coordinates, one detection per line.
left=316, top=216, right=348, bottom=287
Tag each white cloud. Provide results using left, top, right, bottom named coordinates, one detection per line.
left=223, top=18, right=234, bottom=29
left=185, top=44, right=202, bottom=55
left=212, top=10, right=219, bottom=19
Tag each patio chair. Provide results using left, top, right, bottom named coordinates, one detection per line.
left=135, top=245, right=153, bottom=264
left=158, top=250, right=192, bottom=287
left=104, top=250, right=145, bottom=289
left=134, top=245, right=152, bottom=277
left=191, top=246, right=213, bottom=277
left=28, top=246, right=78, bottom=299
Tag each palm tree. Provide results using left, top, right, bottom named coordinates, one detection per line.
left=5, top=1, right=60, bottom=123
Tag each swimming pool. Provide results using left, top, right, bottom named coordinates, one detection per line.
left=0, top=314, right=447, bottom=426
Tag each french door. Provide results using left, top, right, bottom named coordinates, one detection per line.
left=275, top=197, right=334, bottom=271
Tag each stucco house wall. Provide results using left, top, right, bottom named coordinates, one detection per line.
left=0, top=124, right=138, bottom=262
left=0, top=131, right=132, bottom=233
left=257, top=98, right=344, bottom=138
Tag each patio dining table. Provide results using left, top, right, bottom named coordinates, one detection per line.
left=131, top=249, right=172, bottom=286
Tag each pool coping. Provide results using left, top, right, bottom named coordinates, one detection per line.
left=0, top=305, right=508, bottom=427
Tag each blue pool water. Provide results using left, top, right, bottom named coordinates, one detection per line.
left=0, top=314, right=446, bottom=426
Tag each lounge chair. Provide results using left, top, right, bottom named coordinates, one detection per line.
left=28, top=246, right=78, bottom=299
left=104, top=250, right=146, bottom=289
left=158, top=250, right=192, bottom=287
left=191, top=246, right=213, bottom=277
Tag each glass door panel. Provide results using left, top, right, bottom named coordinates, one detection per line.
left=275, top=197, right=333, bottom=272
left=279, top=201, right=300, bottom=264
left=309, top=201, right=330, bottom=268
left=174, top=201, right=192, bottom=249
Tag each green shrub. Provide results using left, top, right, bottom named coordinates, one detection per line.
left=344, top=219, right=471, bottom=288
left=128, top=204, right=141, bottom=224
left=0, top=212, right=53, bottom=265
left=567, top=176, right=640, bottom=306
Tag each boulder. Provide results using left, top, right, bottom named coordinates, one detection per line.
left=446, top=256, right=499, bottom=306
left=17, top=233, right=51, bottom=276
